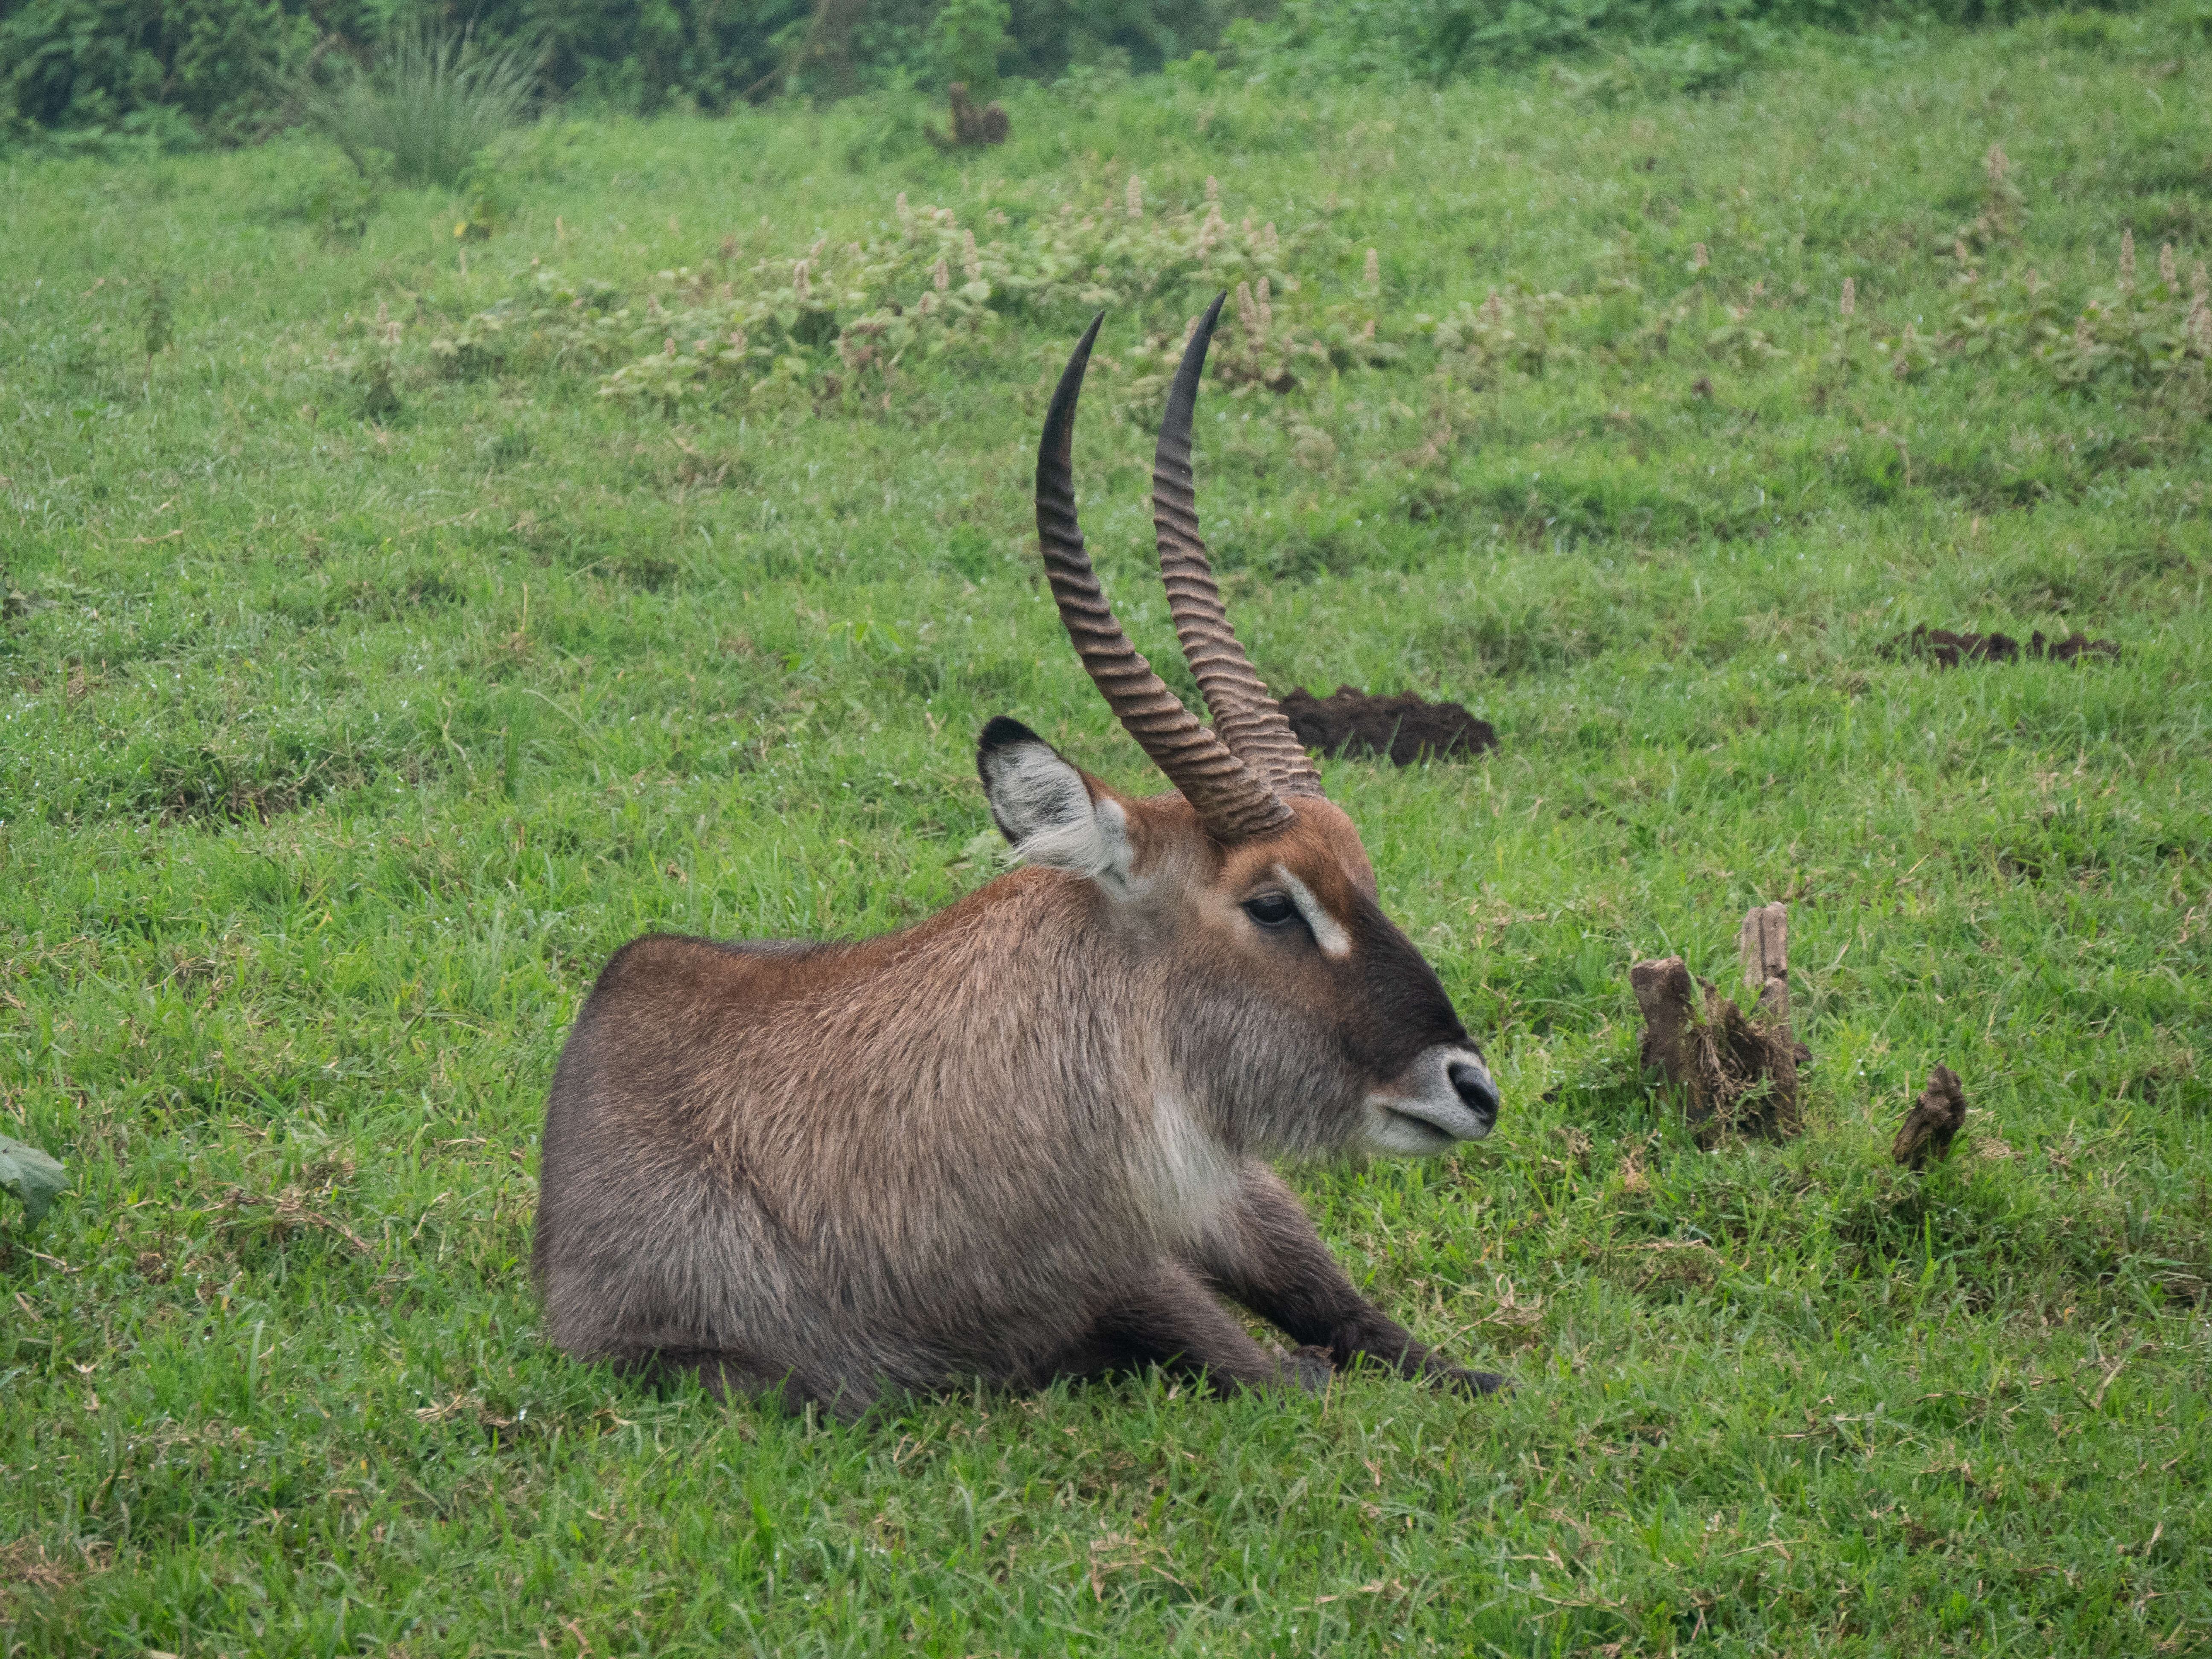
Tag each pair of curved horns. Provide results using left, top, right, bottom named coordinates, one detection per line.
left=1033, top=295, right=1321, bottom=843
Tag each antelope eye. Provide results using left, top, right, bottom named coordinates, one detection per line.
left=1243, top=891, right=1301, bottom=930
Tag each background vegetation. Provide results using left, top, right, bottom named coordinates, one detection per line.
left=0, top=0, right=2160, bottom=149
left=4, top=2, right=2211, bottom=1653
left=0, top=0, right=1234, bottom=143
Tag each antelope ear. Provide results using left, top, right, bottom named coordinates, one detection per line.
left=976, top=716, right=1138, bottom=890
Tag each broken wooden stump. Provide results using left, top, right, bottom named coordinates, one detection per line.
left=1891, top=1065, right=1968, bottom=1170
left=1738, top=901, right=1789, bottom=1022
left=1630, top=904, right=1805, bottom=1143
left=924, top=83, right=1009, bottom=151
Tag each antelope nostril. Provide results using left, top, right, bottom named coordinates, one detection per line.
left=1449, top=1061, right=1499, bottom=1122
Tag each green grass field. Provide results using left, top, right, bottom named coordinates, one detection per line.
left=4, top=9, right=2211, bottom=1653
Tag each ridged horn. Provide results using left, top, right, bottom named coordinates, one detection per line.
left=1036, top=315, right=1294, bottom=842
left=1153, top=293, right=1325, bottom=797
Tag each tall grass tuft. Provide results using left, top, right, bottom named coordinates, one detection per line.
left=301, top=26, right=540, bottom=188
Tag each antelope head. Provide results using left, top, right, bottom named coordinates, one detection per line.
left=978, top=297, right=1499, bottom=1159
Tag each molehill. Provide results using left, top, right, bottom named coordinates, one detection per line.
left=1281, top=686, right=1497, bottom=765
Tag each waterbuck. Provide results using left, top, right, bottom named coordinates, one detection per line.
left=533, top=297, right=1505, bottom=1417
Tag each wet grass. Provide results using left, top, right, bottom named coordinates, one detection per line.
left=4, top=9, right=2211, bottom=1655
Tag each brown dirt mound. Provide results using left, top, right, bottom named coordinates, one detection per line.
left=1884, top=626, right=2119, bottom=668
left=1280, top=686, right=1498, bottom=765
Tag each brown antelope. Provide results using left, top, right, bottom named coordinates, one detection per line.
left=533, top=295, right=1505, bottom=1417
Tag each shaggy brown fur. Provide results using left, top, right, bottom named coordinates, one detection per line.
left=536, top=788, right=1505, bottom=1417
left=533, top=313, right=1505, bottom=1419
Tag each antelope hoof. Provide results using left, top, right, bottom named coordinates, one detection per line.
left=1278, top=1345, right=1336, bottom=1395
left=1445, top=1366, right=1513, bottom=1397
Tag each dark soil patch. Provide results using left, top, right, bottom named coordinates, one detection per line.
left=146, top=739, right=397, bottom=827
left=1884, top=626, right=2119, bottom=668
left=160, top=762, right=314, bottom=825
left=1280, top=685, right=1497, bottom=765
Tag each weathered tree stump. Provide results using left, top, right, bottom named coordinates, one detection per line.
left=1738, top=901, right=1789, bottom=1022
left=1891, top=1065, right=1968, bottom=1170
left=925, top=83, right=1009, bottom=151
left=1630, top=905, right=1805, bottom=1143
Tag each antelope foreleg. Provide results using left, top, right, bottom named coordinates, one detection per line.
left=1191, top=1164, right=1508, bottom=1396
left=1055, top=1260, right=1330, bottom=1396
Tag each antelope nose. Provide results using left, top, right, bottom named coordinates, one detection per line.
left=1448, top=1060, right=1499, bottom=1126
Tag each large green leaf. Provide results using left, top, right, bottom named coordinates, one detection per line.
left=0, top=1135, right=67, bottom=1228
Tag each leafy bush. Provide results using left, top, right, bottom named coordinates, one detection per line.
left=1944, top=233, right=2211, bottom=390
left=298, top=158, right=382, bottom=242
left=1223, top=0, right=2137, bottom=86
left=927, top=0, right=1016, bottom=92
left=0, top=0, right=322, bottom=145
left=6, top=0, right=2144, bottom=147
left=0, top=0, right=798, bottom=143
left=378, top=178, right=1391, bottom=416
left=298, top=24, right=539, bottom=187
left=343, top=143, right=2208, bottom=440
left=0, top=0, right=1239, bottom=145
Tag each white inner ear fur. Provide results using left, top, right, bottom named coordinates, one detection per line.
left=1272, top=864, right=1352, bottom=958
left=983, top=740, right=1140, bottom=895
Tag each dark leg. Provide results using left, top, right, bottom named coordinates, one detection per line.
left=1048, top=1260, right=1331, bottom=1396
left=1187, top=1165, right=1507, bottom=1396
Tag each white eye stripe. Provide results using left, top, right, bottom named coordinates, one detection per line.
left=1271, top=864, right=1353, bottom=958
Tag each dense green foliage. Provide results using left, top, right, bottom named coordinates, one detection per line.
left=0, top=0, right=2155, bottom=148
left=0, top=0, right=1247, bottom=143
left=5, top=5, right=2212, bottom=1653
left=1224, top=0, right=2142, bottom=89
left=0, top=0, right=807, bottom=143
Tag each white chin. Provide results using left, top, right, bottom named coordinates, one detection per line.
left=1359, top=1044, right=1497, bottom=1155
left=1362, top=1100, right=1489, bottom=1156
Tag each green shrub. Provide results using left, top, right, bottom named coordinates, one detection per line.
left=298, top=23, right=539, bottom=188
left=297, top=157, right=382, bottom=242
left=1223, top=0, right=2137, bottom=85
left=355, top=141, right=2209, bottom=446
left=0, top=0, right=320, bottom=144
left=385, top=178, right=1391, bottom=416
left=0, top=0, right=1235, bottom=144
left=927, top=0, right=1015, bottom=93
left=0, top=0, right=2154, bottom=148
